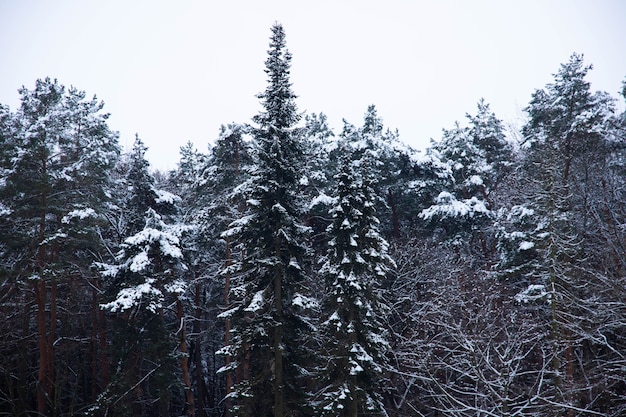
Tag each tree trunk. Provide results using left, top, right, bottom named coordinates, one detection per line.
left=99, top=307, right=109, bottom=388
left=193, top=282, right=207, bottom=417
left=91, top=289, right=99, bottom=403
left=178, top=298, right=196, bottom=417
left=49, top=277, right=57, bottom=414
left=224, top=236, right=233, bottom=416
left=35, top=277, right=49, bottom=415
left=35, top=156, right=52, bottom=415
left=274, top=245, right=284, bottom=417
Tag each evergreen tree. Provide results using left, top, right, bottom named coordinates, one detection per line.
left=316, top=151, right=394, bottom=417
left=302, top=112, right=336, bottom=194
left=193, top=123, right=253, bottom=415
left=0, top=78, right=120, bottom=415
left=517, top=53, right=615, bottom=304
left=169, top=140, right=207, bottom=210
left=503, top=53, right=618, bottom=414
left=195, top=123, right=252, bottom=256
left=98, top=136, right=188, bottom=416
left=219, top=23, right=313, bottom=417
left=333, top=106, right=414, bottom=238
left=125, top=135, right=178, bottom=233
left=418, top=100, right=513, bottom=258
left=0, top=103, right=17, bottom=266
left=419, top=122, right=491, bottom=241
left=467, top=98, right=513, bottom=185
left=301, top=113, right=337, bottom=252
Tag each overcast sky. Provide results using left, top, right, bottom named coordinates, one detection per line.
left=1, top=0, right=625, bottom=170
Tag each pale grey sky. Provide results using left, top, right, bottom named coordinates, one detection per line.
left=1, top=0, right=625, bottom=170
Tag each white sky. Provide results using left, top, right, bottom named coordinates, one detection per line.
left=1, top=0, right=625, bottom=171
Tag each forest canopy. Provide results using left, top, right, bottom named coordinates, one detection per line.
left=1, top=23, right=626, bottom=417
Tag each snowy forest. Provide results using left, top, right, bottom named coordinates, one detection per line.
left=1, top=23, right=626, bottom=417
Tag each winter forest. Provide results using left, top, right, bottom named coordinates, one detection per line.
left=1, top=22, right=626, bottom=417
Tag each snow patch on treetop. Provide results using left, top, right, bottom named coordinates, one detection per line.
left=309, top=192, right=336, bottom=209
left=62, top=207, right=97, bottom=224
left=292, top=293, right=318, bottom=309
left=515, top=284, right=549, bottom=304
left=155, top=189, right=181, bottom=205
left=124, top=227, right=183, bottom=260
left=101, top=278, right=163, bottom=313
left=420, top=191, right=489, bottom=220
left=0, top=203, right=11, bottom=217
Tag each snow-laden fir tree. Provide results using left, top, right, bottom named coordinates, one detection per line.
left=418, top=100, right=511, bottom=250
left=316, top=150, right=395, bottom=417
left=301, top=113, right=339, bottom=253
left=218, top=23, right=314, bottom=417
left=97, top=135, right=189, bottom=416
left=302, top=112, right=336, bottom=192
left=333, top=106, right=415, bottom=238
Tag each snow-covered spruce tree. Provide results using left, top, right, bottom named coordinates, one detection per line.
left=332, top=106, right=415, bottom=239
left=416, top=100, right=513, bottom=264
left=124, top=135, right=178, bottom=235
left=0, top=78, right=120, bottom=416
left=98, top=136, right=189, bottom=417
left=170, top=140, right=207, bottom=198
left=301, top=112, right=336, bottom=195
left=218, top=23, right=314, bottom=417
left=466, top=98, right=513, bottom=187
left=194, top=123, right=252, bottom=266
left=316, top=150, right=395, bottom=417
left=418, top=121, right=491, bottom=242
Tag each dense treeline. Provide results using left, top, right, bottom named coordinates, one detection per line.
left=1, top=23, right=626, bottom=417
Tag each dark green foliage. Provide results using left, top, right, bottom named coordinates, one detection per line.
left=316, top=151, right=394, bottom=416
left=2, top=38, right=626, bottom=417
left=329, top=106, right=416, bottom=239
left=220, top=23, right=313, bottom=417
left=0, top=77, right=120, bottom=416
left=97, top=135, right=189, bottom=416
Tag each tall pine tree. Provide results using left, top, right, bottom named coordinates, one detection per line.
left=218, top=23, right=313, bottom=417
left=0, top=78, right=120, bottom=415
left=502, top=53, right=617, bottom=414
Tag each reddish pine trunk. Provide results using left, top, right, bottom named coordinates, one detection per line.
left=91, top=289, right=99, bottom=403
left=224, top=236, right=233, bottom=416
left=178, top=298, right=196, bottom=416
left=35, top=277, right=48, bottom=415
left=48, top=278, right=57, bottom=412
left=193, top=282, right=208, bottom=417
